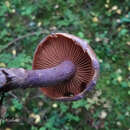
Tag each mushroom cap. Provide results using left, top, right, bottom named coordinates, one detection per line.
left=32, top=33, right=99, bottom=101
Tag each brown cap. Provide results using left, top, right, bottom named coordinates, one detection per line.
left=32, top=33, right=99, bottom=101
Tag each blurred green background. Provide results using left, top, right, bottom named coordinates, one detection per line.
left=0, top=0, right=130, bottom=130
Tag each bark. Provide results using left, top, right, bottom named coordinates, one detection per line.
left=0, top=61, right=75, bottom=93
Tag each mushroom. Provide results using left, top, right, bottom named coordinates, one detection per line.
left=33, top=33, right=99, bottom=101
left=0, top=33, right=99, bottom=101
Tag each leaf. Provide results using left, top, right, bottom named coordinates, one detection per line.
left=77, top=32, right=84, bottom=38
left=121, top=81, right=128, bottom=88
left=119, top=29, right=128, bottom=36
left=12, top=99, right=23, bottom=110
left=72, top=99, right=87, bottom=109
left=0, top=62, right=6, bottom=67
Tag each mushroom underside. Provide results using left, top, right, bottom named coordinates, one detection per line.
left=33, top=35, right=94, bottom=99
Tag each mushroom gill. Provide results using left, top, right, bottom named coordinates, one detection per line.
left=33, top=34, right=94, bottom=99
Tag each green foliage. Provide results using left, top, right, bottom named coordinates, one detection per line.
left=0, top=53, right=32, bottom=69
left=0, top=0, right=130, bottom=130
left=12, top=98, right=23, bottom=111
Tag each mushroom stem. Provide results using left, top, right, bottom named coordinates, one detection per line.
left=0, top=60, right=75, bottom=93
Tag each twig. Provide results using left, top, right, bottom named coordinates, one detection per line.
left=0, top=30, right=49, bottom=53
left=0, top=92, right=5, bottom=106
left=8, top=92, right=18, bottom=99
left=0, top=92, right=5, bottom=117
